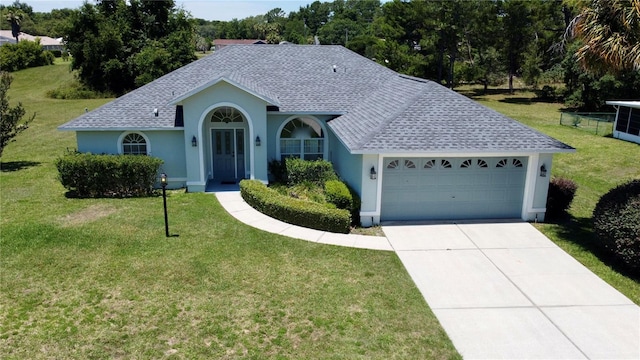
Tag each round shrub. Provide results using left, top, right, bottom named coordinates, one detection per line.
left=546, top=177, right=578, bottom=221
left=592, top=179, right=640, bottom=274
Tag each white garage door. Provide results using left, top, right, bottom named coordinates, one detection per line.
left=381, top=157, right=527, bottom=221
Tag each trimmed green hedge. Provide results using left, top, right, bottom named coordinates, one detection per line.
left=324, top=179, right=361, bottom=225
left=285, top=158, right=338, bottom=186
left=56, top=152, right=163, bottom=198
left=240, top=179, right=351, bottom=233
left=593, top=179, right=640, bottom=274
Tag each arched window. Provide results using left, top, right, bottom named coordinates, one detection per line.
left=279, top=118, right=324, bottom=161
left=121, top=133, right=148, bottom=155
left=211, top=106, right=244, bottom=123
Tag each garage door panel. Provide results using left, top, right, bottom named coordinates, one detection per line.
left=381, top=157, right=527, bottom=221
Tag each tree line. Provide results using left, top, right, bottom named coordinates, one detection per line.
left=2, top=0, right=639, bottom=110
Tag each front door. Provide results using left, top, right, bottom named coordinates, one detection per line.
left=212, top=129, right=245, bottom=183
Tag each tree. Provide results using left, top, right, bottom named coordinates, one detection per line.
left=63, top=0, right=196, bottom=94
left=569, top=0, right=640, bottom=72
left=0, top=71, right=34, bottom=157
left=5, top=8, right=22, bottom=42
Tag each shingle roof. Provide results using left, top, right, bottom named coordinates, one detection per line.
left=59, top=45, right=573, bottom=153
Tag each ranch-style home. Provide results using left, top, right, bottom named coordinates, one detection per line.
left=59, top=45, right=574, bottom=226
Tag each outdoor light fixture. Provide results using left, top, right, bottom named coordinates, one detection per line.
left=255, top=136, right=261, bottom=146
left=160, top=173, right=169, bottom=237
left=540, top=164, right=547, bottom=177
left=191, top=135, right=197, bottom=147
left=153, top=108, right=158, bottom=117
left=370, top=166, right=377, bottom=180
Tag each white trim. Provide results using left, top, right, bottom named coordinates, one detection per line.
left=375, top=155, right=383, bottom=215
left=167, top=177, right=187, bottom=182
left=521, top=154, right=539, bottom=220
left=268, top=111, right=346, bottom=116
left=606, top=100, right=640, bottom=109
left=197, top=102, right=255, bottom=184
left=60, top=127, right=183, bottom=132
left=275, top=115, right=328, bottom=160
left=354, top=149, right=574, bottom=155
left=186, top=181, right=206, bottom=186
left=360, top=211, right=380, bottom=217
left=117, top=131, right=151, bottom=155
left=170, top=77, right=280, bottom=106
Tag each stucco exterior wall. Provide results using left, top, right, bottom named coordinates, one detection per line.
left=76, top=130, right=187, bottom=189
left=180, top=81, right=269, bottom=191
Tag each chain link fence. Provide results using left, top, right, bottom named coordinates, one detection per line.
left=559, top=112, right=616, bottom=136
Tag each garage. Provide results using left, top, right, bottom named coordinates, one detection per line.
left=381, top=157, right=528, bottom=221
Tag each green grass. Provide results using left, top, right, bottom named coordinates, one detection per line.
left=458, top=86, right=640, bottom=303
left=1, top=63, right=459, bottom=359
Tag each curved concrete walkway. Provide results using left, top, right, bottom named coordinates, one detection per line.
left=216, top=191, right=640, bottom=359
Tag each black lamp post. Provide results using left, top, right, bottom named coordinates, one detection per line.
left=160, top=173, right=169, bottom=237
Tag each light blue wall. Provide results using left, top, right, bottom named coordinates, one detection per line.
left=75, top=130, right=187, bottom=189
left=77, top=132, right=120, bottom=154
left=327, top=129, right=362, bottom=194
left=181, top=81, right=269, bottom=188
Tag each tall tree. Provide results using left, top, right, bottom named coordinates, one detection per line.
left=569, top=0, right=640, bottom=72
left=63, top=0, right=196, bottom=93
left=0, top=71, right=34, bottom=157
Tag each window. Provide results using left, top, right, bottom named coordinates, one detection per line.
left=404, top=160, right=416, bottom=169
left=461, top=159, right=473, bottom=168
left=423, top=159, right=436, bottom=169
left=122, top=133, right=147, bottom=155
left=387, top=160, right=400, bottom=169
left=279, top=118, right=324, bottom=161
left=211, top=106, right=244, bottom=123
left=440, top=159, right=452, bottom=168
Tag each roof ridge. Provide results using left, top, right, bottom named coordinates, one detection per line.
left=352, top=76, right=432, bottom=149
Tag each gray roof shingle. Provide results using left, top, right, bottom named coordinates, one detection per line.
left=60, top=45, right=573, bottom=153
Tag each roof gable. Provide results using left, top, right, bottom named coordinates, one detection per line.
left=170, top=74, right=281, bottom=106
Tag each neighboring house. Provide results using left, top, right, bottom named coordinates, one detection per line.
left=605, top=100, right=640, bottom=144
left=59, top=45, right=574, bottom=226
left=212, top=39, right=266, bottom=51
left=0, top=30, right=64, bottom=51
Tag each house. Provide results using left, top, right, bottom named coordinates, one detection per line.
left=605, top=101, right=640, bottom=144
left=212, top=39, right=266, bottom=51
left=0, top=30, right=64, bottom=51
left=59, top=45, right=574, bottom=226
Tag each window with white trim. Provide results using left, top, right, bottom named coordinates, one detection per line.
left=279, top=118, right=324, bottom=161
left=122, top=133, right=147, bottom=155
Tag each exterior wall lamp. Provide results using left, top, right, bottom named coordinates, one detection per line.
left=370, top=166, right=377, bottom=180
left=191, top=135, right=197, bottom=147
left=540, top=164, right=547, bottom=177
left=255, top=136, right=261, bottom=146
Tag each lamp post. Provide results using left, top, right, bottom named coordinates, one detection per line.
left=160, top=173, right=169, bottom=237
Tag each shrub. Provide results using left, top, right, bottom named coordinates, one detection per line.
left=324, top=179, right=352, bottom=210
left=50, top=50, right=62, bottom=58
left=56, top=152, right=163, bottom=198
left=285, top=158, right=337, bottom=186
left=545, top=177, right=578, bottom=221
left=46, top=81, right=114, bottom=99
left=0, top=40, right=55, bottom=72
left=240, top=179, right=351, bottom=233
left=592, top=179, right=640, bottom=274
left=267, top=159, right=287, bottom=183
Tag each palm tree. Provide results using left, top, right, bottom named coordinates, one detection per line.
left=5, top=10, right=22, bottom=43
left=569, top=0, right=640, bottom=72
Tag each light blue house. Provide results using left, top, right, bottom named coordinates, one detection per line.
left=59, top=45, right=574, bottom=226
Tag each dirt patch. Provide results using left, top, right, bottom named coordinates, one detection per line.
left=59, top=204, right=118, bottom=227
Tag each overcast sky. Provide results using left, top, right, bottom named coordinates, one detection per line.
left=25, top=1, right=312, bottom=21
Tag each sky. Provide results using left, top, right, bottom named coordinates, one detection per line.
left=22, top=1, right=313, bottom=21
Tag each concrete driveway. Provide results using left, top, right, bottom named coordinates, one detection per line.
left=383, top=221, right=640, bottom=360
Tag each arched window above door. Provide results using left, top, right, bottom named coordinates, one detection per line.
left=211, top=106, right=244, bottom=123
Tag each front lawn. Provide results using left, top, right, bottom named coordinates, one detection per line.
left=0, top=64, right=459, bottom=358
